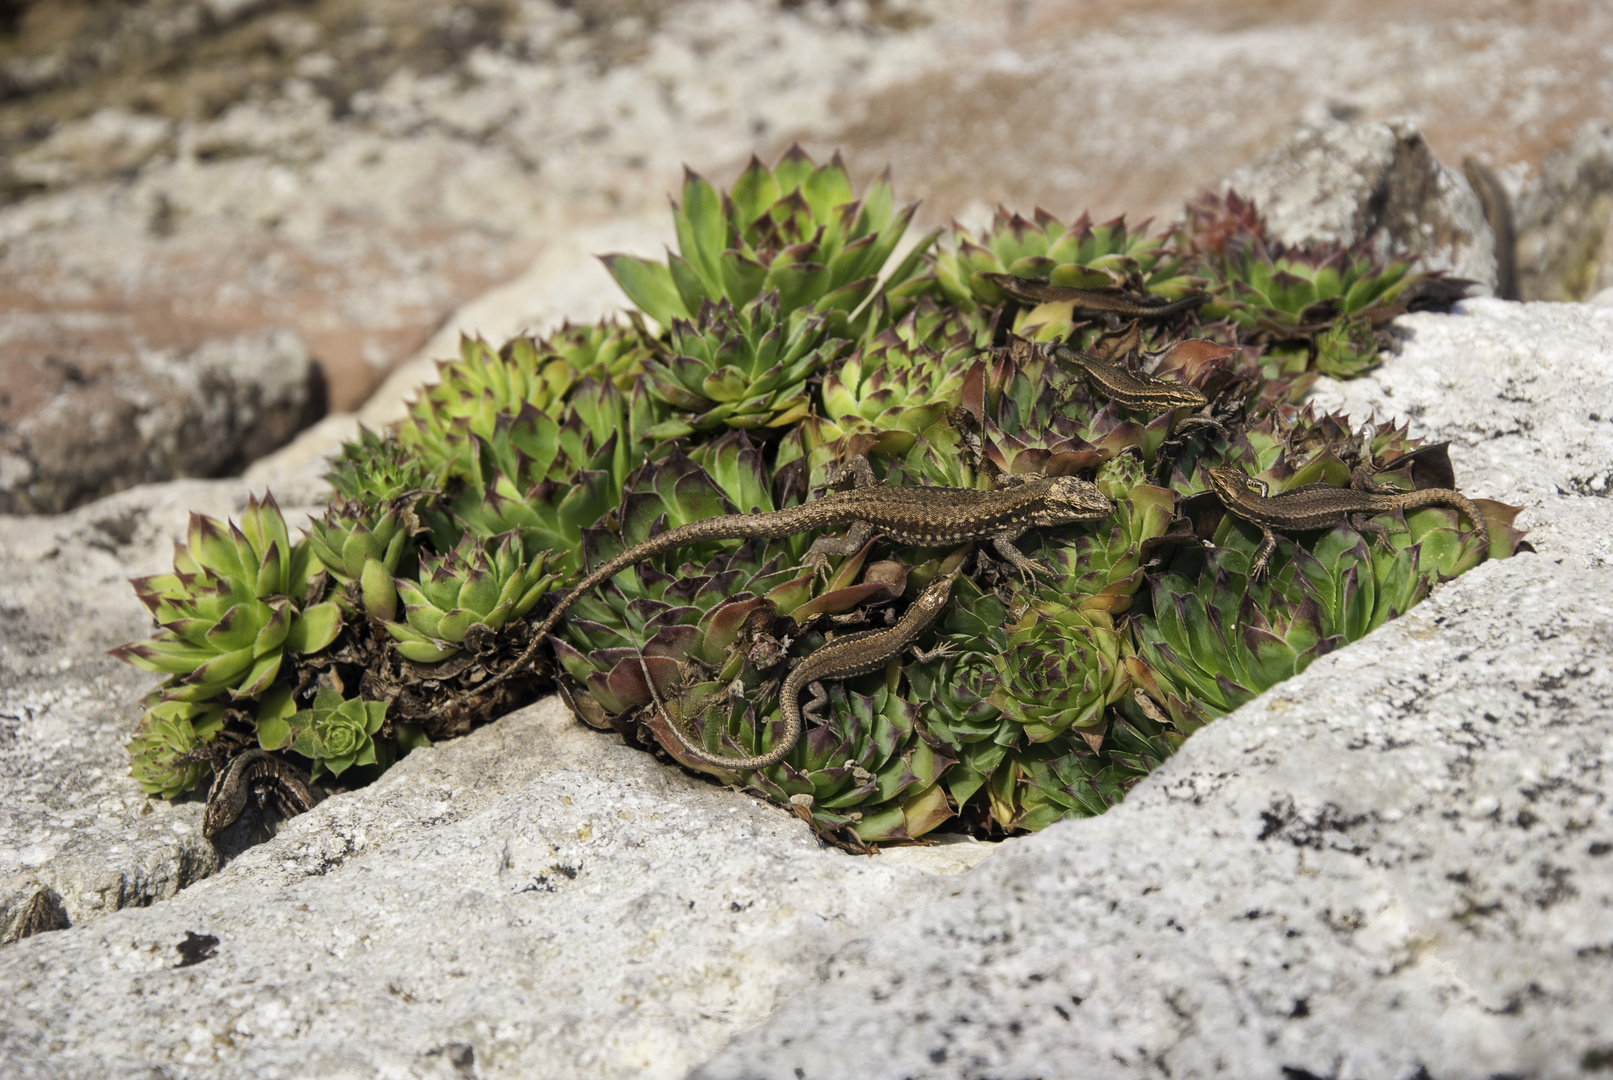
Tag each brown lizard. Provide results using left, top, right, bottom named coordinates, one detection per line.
left=1206, top=465, right=1486, bottom=579
left=458, top=459, right=1114, bottom=706
left=1049, top=343, right=1208, bottom=414
left=643, top=573, right=957, bottom=770
left=203, top=749, right=326, bottom=838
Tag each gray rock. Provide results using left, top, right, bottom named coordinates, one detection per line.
left=0, top=328, right=320, bottom=515
left=0, top=696, right=990, bottom=1079
left=693, top=552, right=1613, bottom=1080
left=1222, top=117, right=1498, bottom=291
left=691, top=299, right=1613, bottom=1079
left=1516, top=120, right=1613, bottom=303
left=1310, top=298, right=1613, bottom=570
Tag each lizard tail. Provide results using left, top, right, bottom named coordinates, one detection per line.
left=421, top=511, right=808, bottom=718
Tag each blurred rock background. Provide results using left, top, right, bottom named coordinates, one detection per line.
left=1, top=0, right=1611, bottom=514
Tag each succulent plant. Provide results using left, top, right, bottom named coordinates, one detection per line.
left=440, top=385, right=658, bottom=574
left=383, top=532, right=563, bottom=664
left=819, top=304, right=976, bottom=447
left=1180, top=190, right=1471, bottom=379
left=602, top=145, right=935, bottom=336
left=112, top=495, right=343, bottom=704
left=115, top=152, right=1521, bottom=845
left=325, top=425, right=443, bottom=508
left=641, top=293, right=846, bottom=438
left=705, top=682, right=956, bottom=845
left=258, top=687, right=389, bottom=780
left=306, top=504, right=417, bottom=622
left=396, top=321, right=656, bottom=480
left=928, top=209, right=1198, bottom=344
left=125, top=698, right=225, bottom=799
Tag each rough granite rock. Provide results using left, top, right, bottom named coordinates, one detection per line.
left=1221, top=117, right=1499, bottom=292
left=0, top=696, right=993, bottom=1079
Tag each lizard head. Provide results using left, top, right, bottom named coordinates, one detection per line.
left=1206, top=467, right=1256, bottom=504
left=1035, top=476, right=1115, bottom=525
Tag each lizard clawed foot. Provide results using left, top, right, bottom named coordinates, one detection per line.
left=910, top=641, right=955, bottom=663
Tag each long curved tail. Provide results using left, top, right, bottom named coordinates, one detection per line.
left=450, top=509, right=813, bottom=709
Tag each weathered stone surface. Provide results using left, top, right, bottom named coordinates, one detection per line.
left=1221, top=117, right=1499, bottom=291
left=0, top=327, right=321, bottom=515
left=1311, top=298, right=1613, bottom=571
left=0, top=696, right=994, bottom=1079
left=694, top=552, right=1613, bottom=1080
left=1516, top=120, right=1613, bottom=303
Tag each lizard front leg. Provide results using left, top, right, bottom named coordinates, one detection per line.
left=802, top=519, right=875, bottom=572
left=992, top=531, right=1048, bottom=584
left=1248, top=526, right=1279, bottom=580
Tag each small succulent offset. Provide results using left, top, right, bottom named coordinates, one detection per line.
left=115, top=147, right=1516, bottom=849
left=258, top=688, right=390, bottom=781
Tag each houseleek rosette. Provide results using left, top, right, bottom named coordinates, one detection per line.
left=112, top=495, right=343, bottom=704
left=383, top=532, right=563, bottom=664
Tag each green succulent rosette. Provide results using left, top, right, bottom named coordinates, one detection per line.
left=306, top=503, right=417, bottom=622
left=112, top=495, right=343, bottom=703
left=929, top=208, right=1197, bottom=344
left=819, top=305, right=977, bottom=447
left=680, top=681, right=956, bottom=846
left=383, top=532, right=563, bottom=664
left=439, top=381, right=664, bottom=573
left=258, top=687, right=388, bottom=780
left=641, top=293, right=846, bottom=438
left=396, top=323, right=656, bottom=478
left=988, top=601, right=1129, bottom=743
left=325, top=425, right=443, bottom=507
left=1179, top=190, right=1467, bottom=379
left=125, top=698, right=226, bottom=799
left=602, top=145, right=935, bottom=335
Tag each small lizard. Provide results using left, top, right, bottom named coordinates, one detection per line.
left=1049, top=343, right=1209, bottom=414
left=1206, top=466, right=1486, bottom=579
left=650, top=573, right=956, bottom=770
left=203, top=749, right=326, bottom=838
left=457, top=462, right=1114, bottom=703
left=985, top=273, right=1210, bottom=321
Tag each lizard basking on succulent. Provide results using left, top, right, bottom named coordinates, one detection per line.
left=452, top=457, right=1115, bottom=715
left=643, top=572, right=959, bottom=770
left=1206, top=460, right=1487, bottom=580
